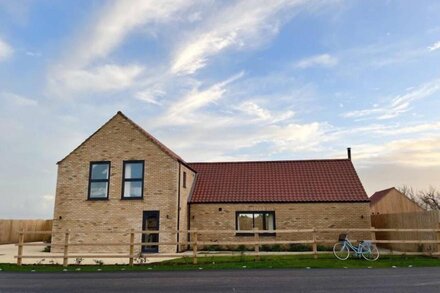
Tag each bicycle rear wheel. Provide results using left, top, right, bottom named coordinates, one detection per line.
left=333, top=242, right=349, bottom=260
left=361, top=243, right=379, bottom=261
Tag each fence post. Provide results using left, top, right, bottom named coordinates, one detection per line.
left=17, top=229, right=24, bottom=266
left=129, top=229, right=135, bottom=266
left=192, top=229, right=198, bottom=265
left=254, top=228, right=260, bottom=261
left=63, top=230, right=70, bottom=267
left=437, top=224, right=440, bottom=256
left=312, top=228, right=318, bottom=259
left=370, top=226, right=376, bottom=243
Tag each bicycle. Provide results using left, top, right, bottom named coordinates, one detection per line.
left=333, top=233, right=379, bottom=261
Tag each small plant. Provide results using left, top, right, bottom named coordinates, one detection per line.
left=134, top=257, right=147, bottom=264
left=93, top=259, right=104, bottom=266
left=42, top=246, right=51, bottom=252
left=48, top=260, right=59, bottom=265
left=239, top=251, right=245, bottom=262
left=35, top=258, right=45, bottom=265
left=74, top=257, right=84, bottom=265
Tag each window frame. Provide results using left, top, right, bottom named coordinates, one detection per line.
left=87, top=161, right=111, bottom=200
left=235, top=211, right=276, bottom=236
left=121, top=160, right=145, bottom=200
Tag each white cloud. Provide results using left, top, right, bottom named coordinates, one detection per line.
left=237, top=101, right=295, bottom=123
left=343, top=78, right=440, bottom=120
left=0, top=37, right=13, bottom=61
left=239, top=101, right=272, bottom=120
left=354, top=136, right=440, bottom=167
left=428, top=41, right=440, bottom=51
left=295, top=53, right=338, bottom=69
left=135, top=88, right=165, bottom=105
left=71, top=0, right=193, bottom=67
left=1, top=92, right=38, bottom=106
left=171, top=0, right=310, bottom=75
left=49, top=64, right=144, bottom=93
left=47, top=0, right=194, bottom=96
left=160, top=71, right=244, bottom=125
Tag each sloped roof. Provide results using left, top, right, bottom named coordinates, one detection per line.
left=58, top=111, right=188, bottom=166
left=188, top=159, right=369, bottom=203
left=369, top=187, right=396, bottom=205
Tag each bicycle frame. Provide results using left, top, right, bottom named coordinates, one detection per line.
left=341, top=239, right=363, bottom=256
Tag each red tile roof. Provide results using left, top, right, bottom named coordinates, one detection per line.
left=188, top=159, right=369, bottom=203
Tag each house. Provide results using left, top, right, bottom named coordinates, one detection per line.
left=52, top=112, right=371, bottom=254
left=370, top=187, right=424, bottom=215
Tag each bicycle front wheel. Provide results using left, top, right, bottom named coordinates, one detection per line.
left=333, top=242, right=349, bottom=260
left=361, top=244, right=380, bottom=261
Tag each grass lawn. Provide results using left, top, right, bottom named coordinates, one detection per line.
left=1, top=254, right=440, bottom=272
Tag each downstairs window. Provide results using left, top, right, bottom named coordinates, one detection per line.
left=236, top=211, right=275, bottom=235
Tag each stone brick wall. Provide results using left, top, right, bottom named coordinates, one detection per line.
left=52, top=113, right=183, bottom=254
left=189, top=202, right=371, bottom=248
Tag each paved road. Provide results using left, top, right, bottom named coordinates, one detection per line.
left=1, top=268, right=439, bottom=292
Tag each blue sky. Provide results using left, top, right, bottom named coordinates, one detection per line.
left=0, top=0, right=439, bottom=218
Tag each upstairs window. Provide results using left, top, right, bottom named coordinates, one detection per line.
left=183, top=171, right=187, bottom=188
left=88, top=162, right=110, bottom=200
left=122, top=161, right=144, bottom=199
left=236, top=212, right=275, bottom=235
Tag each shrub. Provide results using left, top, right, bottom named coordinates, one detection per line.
left=42, top=246, right=51, bottom=252
left=317, top=245, right=333, bottom=251
left=206, top=245, right=222, bottom=251
left=287, top=244, right=311, bottom=252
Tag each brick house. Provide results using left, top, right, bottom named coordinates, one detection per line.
left=52, top=112, right=371, bottom=253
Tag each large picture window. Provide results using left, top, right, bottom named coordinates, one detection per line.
left=236, top=211, right=275, bottom=235
left=88, top=162, right=110, bottom=200
left=122, top=160, right=144, bottom=199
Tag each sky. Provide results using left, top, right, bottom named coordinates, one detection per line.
left=0, top=0, right=439, bottom=219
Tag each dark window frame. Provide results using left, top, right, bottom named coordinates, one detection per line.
left=87, top=161, right=111, bottom=200
left=235, top=211, right=276, bottom=236
left=121, top=160, right=145, bottom=200
left=183, top=171, right=187, bottom=188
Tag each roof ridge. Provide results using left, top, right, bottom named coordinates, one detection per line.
left=188, top=158, right=350, bottom=164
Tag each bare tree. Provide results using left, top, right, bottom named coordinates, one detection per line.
left=398, top=185, right=417, bottom=201
left=418, top=187, right=440, bottom=210
left=397, top=185, right=440, bottom=211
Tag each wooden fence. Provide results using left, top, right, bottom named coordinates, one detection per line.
left=14, top=227, right=440, bottom=267
left=0, top=219, right=52, bottom=244
left=372, top=211, right=440, bottom=253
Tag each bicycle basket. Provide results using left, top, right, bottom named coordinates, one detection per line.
left=338, top=233, right=347, bottom=241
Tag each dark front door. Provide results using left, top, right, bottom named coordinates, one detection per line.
left=142, top=211, right=160, bottom=253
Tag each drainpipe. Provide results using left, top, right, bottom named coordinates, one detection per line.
left=176, top=163, right=181, bottom=253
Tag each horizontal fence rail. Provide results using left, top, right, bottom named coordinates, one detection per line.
left=14, top=227, right=440, bottom=266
